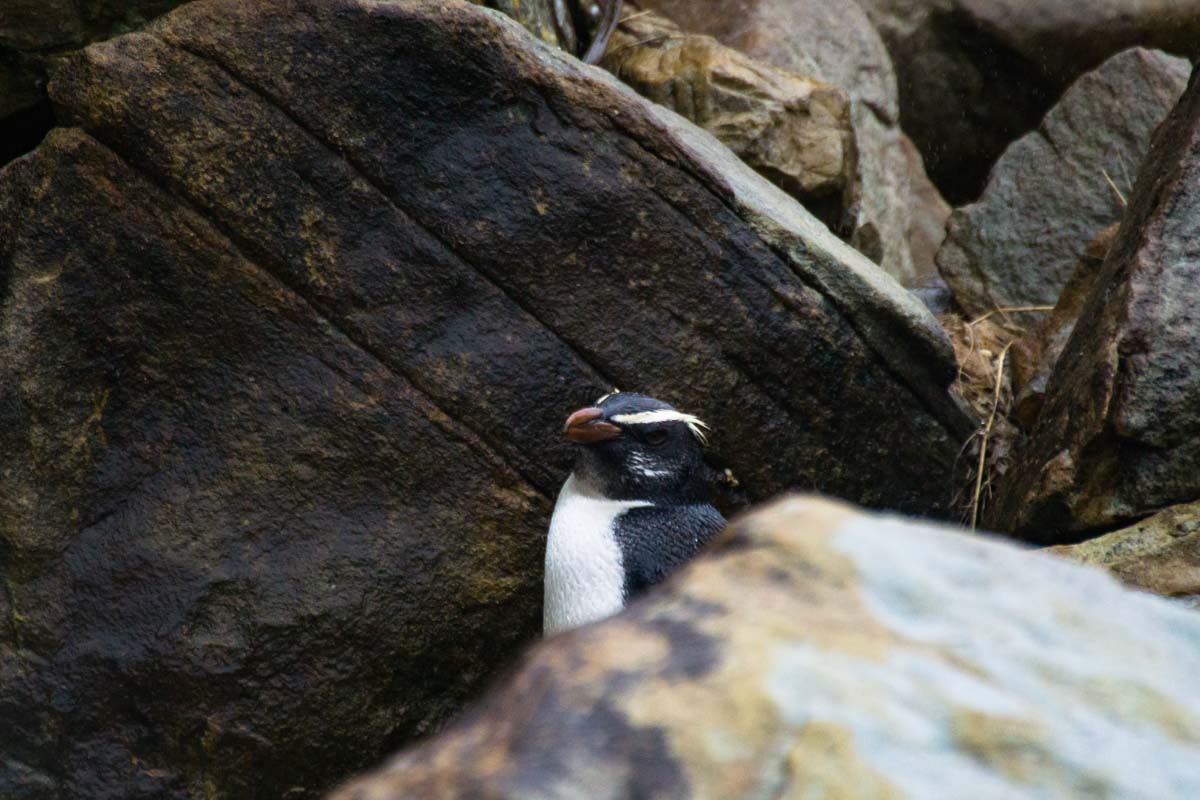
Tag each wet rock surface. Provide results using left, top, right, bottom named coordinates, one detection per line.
left=857, top=0, right=1200, bottom=203
left=0, top=0, right=972, bottom=796
left=990, top=63, right=1200, bottom=539
left=332, top=496, right=1200, bottom=800
left=638, top=0, right=928, bottom=286
left=937, top=47, right=1190, bottom=318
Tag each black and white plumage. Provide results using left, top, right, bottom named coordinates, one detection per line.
left=543, top=392, right=725, bottom=634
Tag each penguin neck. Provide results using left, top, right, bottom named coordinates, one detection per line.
left=573, top=453, right=711, bottom=506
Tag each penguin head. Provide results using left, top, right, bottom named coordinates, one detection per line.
left=563, top=391, right=712, bottom=502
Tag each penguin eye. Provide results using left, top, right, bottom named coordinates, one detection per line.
left=645, top=429, right=669, bottom=446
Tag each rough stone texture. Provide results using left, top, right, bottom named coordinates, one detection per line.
left=1010, top=223, right=1119, bottom=429
left=1050, top=500, right=1200, bottom=603
left=857, top=0, right=1200, bottom=203
left=601, top=10, right=855, bottom=219
left=638, top=0, right=926, bottom=286
left=990, top=65, right=1200, bottom=540
left=332, top=495, right=1200, bottom=800
left=0, top=0, right=583, bottom=133
left=938, top=47, right=1190, bottom=318
left=0, top=0, right=188, bottom=124
left=0, top=0, right=972, bottom=797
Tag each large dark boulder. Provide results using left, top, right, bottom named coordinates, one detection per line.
left=332, top=496, right=1200, bottom=800
left=991, top=65, right=1200, bottom=540
left=0, top=0, right=971, bottom=796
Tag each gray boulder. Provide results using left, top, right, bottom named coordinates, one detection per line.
left=938, top=47, right=1190, bottom=317
left=991, top=61, right=1200, bottom=539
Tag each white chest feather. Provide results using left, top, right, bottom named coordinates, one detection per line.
left=543, top=473, right=650, bottom=635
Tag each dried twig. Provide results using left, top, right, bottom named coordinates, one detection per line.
left=583, top=0, right=625, bottom=64
left=970, top=342, right=1012, bottom=530
left=616, top=9, right=653, bottom=26
left=968, top=305, right=1055, bottom=329
left=1102, top=168, right=1128, bottom=208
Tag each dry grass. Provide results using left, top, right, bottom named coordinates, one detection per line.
left=941, top=307, right=1052, bottom=528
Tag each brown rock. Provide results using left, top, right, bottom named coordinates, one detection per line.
left=332, top=495, right=1200, bottom=800
left=1, top=0, right=971, bottom=796
left=857, top=0, right=1200, bottom=203
left=601, top=9, right=855, bottom=224
left=638, top=0, right=926, bottom=286
left=902, top=133, right=951, bottom=280
left=1050, top=500, right=1200, bottom=602
left=1010, top=223, right=1120, bottom=428
left=990, top=63, right=1200, bottom=540
left=937, top=47, right=1190, bottom=318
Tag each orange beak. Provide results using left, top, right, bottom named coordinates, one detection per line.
left=563, top=406, right=621, bottom=444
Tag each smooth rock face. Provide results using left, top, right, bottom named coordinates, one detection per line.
left=1050, top=500, right=1200, bottom=603
left=0, top=0, right=970, bottom=797
left=332, top=496, right=1200, bottom=800
left=858, top=0, right=1200, bottom=203
left=938, top=47, right=1190, bottom=318
left=602, top=10, right=855, bottom=218
left=639, top=0, right=926, bottom=286
left=991, top=64, right=1200, bottom=539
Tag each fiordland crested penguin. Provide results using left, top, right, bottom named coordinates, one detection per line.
left=543, top=392, right=726, bottom=635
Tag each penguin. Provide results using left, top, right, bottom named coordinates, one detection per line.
left=543, top=391, right=726, bottom=635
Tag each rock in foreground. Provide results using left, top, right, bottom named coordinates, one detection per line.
left=0, top=0, right=970, bottom=797
left=0, top=0, right=191, bottom=138
left=333, top=496, right=1200, bottom=800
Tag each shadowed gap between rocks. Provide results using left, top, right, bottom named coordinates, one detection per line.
left=0, top=97, right=55, bottom=168
left=903, top=6, right=1065, bottom=205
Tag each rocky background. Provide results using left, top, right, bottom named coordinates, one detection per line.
left=2, top=0, right=1199, bottom=798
